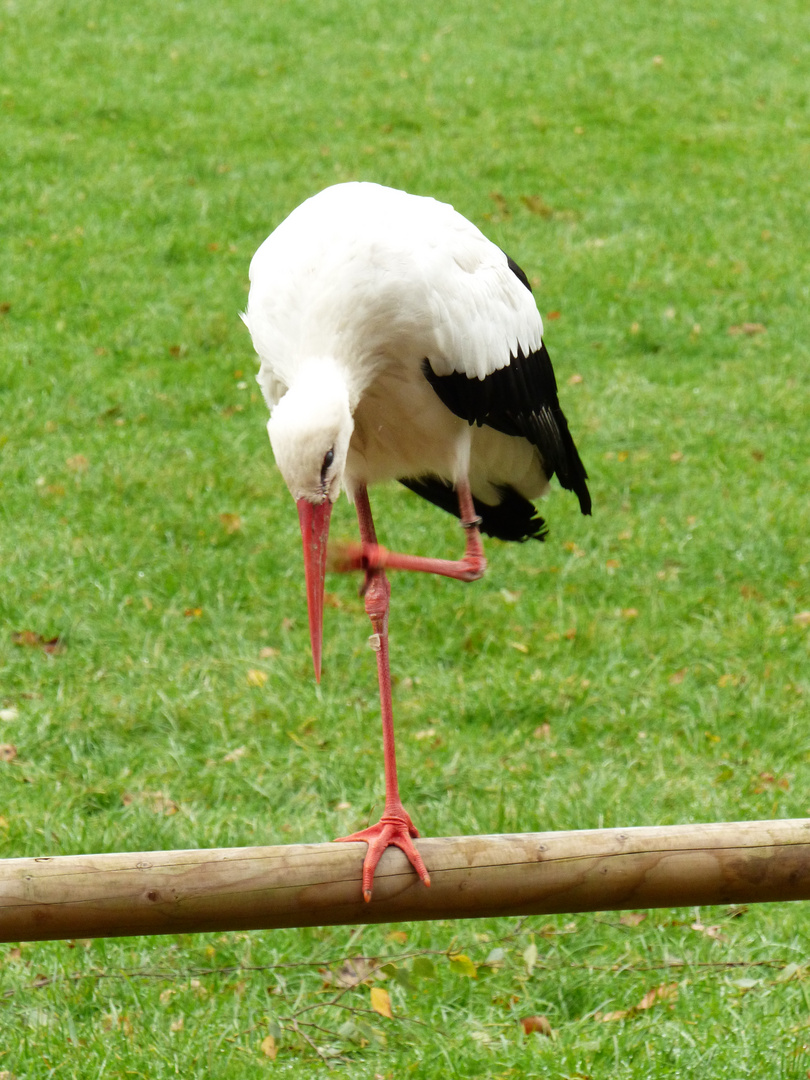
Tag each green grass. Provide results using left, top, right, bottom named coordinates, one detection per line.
left=1, top=0, right=809, bottom=1075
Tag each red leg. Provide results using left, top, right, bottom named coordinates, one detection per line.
left=335, top=485, right=431, bottom=901
left=333, top=478, right=487, bottom=583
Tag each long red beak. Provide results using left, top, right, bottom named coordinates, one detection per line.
left=296, top=498, right=333, bottom=683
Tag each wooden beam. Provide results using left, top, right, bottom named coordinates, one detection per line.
left=2, top=819, right=810, bottom=943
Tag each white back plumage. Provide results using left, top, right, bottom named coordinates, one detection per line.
left=243, top=182, right=544, bottom=411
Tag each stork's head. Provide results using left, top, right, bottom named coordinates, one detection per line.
left=267, top=368, right=354, bottom=682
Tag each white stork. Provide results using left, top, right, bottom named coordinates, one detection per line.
left=242, top=181, right=591, bottom=901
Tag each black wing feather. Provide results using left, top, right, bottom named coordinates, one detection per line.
left=399, top=252, right=591, bottom=541
left=422, top=343, right=591, bottom=516
left=399, top=475, right=548, bottom=542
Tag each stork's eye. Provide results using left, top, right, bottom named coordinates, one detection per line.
left=321, top=448, right=335, bottom=481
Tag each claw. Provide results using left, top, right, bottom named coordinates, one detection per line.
left=336, top=810, right=431, bottom=901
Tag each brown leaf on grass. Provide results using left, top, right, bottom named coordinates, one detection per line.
left=488, top=191, right=510, bottom=218
left=619, top=912, right=646, bottom=927
left=66, top=454, right=89, bottom=472
left=184, top=607, right=203, bottom=618
left=520, top=194, right=554, bottom=217
left=691, top=921, right=726, bottom=942
left=598, top=982, right=678, bottom=1022
left=534, top=723, right=552, bottom=740
left=621, top=608, right=639, bottom=619
left=728, top=322, right=766, bottom=336
left=11, top=631, right=64, bottom=654
left=219, top=512, right=242, bottom=534
left=322, top=957, right=375, bottom=988
left=669, top=668, right=687, bottom=685
left=740, top=584, right=764, bottom=600
left=794, top=611, right=810, bottom=627
left=122, top=791, right=179, bottom=816
left=0, top=745, right=18, bottom=762
left=259, top=1035, right=277, bottom=1059
left=521, top=1014, right=552, bottom=1036
left=568, top=373, right=583, bottom=385
left=246, top=669, right=267, bottom=687
left=753, top=771, right=790, bottom=793
left=637, top=982, right=678, bottom=1010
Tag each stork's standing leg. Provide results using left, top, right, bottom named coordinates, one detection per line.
left=335, top=484, right=432, bottom=901
left=335, top=478, right=488, bottom=583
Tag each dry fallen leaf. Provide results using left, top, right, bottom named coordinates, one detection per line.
left=619, top=912, right=646, bottom=927
left=637, top=982, right=678, bottom=1011
left=568, top=373, right=583, bottom=385
left=370, top=986, right=393, bottom=1018
left=728, top=322, right=766, bottom=335
left=246, top=669, right=267, bottom=687
left=184, top=607, right=203, bottom=618
left=219, top=512, right=242, bottom=534
left=12, top=631, right=64, bottom=654
left=520, top=194, right=554, bottom=217
left=0, top=744, right=18, bottom=763
left=794, top=611, right=810, bottom=627
left=598, top=1009, right=630, bottom=1022
left=260, top=1034, right=277, bottom=1059
left=669, top=668, right=687, bottom=685
left=66, top=453, right=89, bottom=472
left=523, top=941, right=538, bottom=975
left=691, top=921, right=726, bottom=942
left=521, top=1014, right=552, bottom=1036
left=621, top=608, right=639, bottom=619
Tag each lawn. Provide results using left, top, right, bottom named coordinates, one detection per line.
left=1, top=0, right=809, bottom=1075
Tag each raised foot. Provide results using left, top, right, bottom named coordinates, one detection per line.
left=336, top=809, right=431, bottom=902
left=330, top=540, right=486, bottom=584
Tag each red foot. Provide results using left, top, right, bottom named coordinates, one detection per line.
left=336, top=808, right=431, bottom=902
left=330, top=540, right=486, bottom=584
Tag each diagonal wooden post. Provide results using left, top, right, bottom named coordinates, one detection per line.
left=2, top=819, right=810, bottom=943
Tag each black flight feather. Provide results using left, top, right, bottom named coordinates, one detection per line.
left=421, top=346, right=591, bottom=516
left=420, top=248, right=590, bottom=516
left=398, top=475, right=548, bottom=542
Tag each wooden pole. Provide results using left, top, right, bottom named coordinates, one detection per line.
left=2, top=819, right=810, bottom=943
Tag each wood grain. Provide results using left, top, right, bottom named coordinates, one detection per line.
left=2, top=819, right=810, bottom=942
